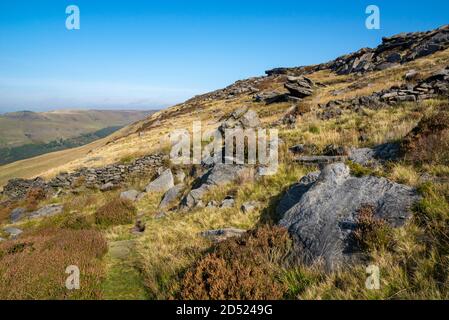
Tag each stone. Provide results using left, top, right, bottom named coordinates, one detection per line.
left=4, top=227, right=23, bottom=239
left=241, top=201, right=259, bottom=214
left=278, top=163, right=420, bottom=271
left=29, top=204, right=64, bottom=219
left=206, top=200, right=219, bottom=208
left=405, top=69, right=419, bottom=81
left=120, top=190, right=144, bottom=202
left=145, top=169, right=175, bottom=193
left=200, top=228, right=247, bottom=243
left=181, top=164, right=249, bottom=209
left=159, top=185, right=184, bottom=209
left=284, top=82, right=314, bottom=98
left=100, top=182, right=117, bottom=192
left=220, top=196, right=235, bottom=208
left=10, top=207, right=26, bottom=223
left=131, top=220, right=146, bottom=234
left=294, top=155, right=348, bottom=165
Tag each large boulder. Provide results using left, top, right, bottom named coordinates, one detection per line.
left=145, top=169, right=175, bottom=193
left=278, top=163, right=420, bottom=271
left=181, top=164, right=249, bottom=209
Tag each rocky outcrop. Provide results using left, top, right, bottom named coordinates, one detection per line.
left=284, top=76, right=314, bottom=98
left=277, top=163, right=420, bottom=271
left=318, top=66, right=449, bottom=119
left=266, top=25, right=449, bottom=77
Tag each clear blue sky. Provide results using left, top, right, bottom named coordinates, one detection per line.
left=0, top=0, right=448, bottom=113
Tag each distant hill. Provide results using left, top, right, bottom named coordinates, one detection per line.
left=0, top=109, right=154, bottom=148
left=0, top=109, right=155, bottom=164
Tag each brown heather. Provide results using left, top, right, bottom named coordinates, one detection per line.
left=95, top=197, right=137, bottom=227
left=402, top=110, right=449, bottom=165
left=0, top=228, right=107, bottom=299
left=179, top=225, right=291, bottom=300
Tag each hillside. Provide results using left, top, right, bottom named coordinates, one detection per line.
left=0, top=24, right=448, bottom=300
left=0, top=109, right=155, bottom=165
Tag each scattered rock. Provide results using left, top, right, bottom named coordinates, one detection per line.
left=120, top=190, right=144, bottom=202
left=200, top=228, right=247, bottom=243
left=220, top=196, right=235, bottom=209
left=349, top=142, right=400, bottom=166
left=29, top=204, right=64, bottom=219
left=181, top=164, right=250, bottom=209
left=278, top=163, right=421, bottom=271
left=145, top=169, right=175, bottom=193
left=241, top=201, right=259, bottom=214
left=206, top=200, right=219, bottom=208
left=4, top=227, right=23, bottom=239
left=10, top=207, right=26, bottom=223
left=159, top=185, right=184, bottom=209
left=100, top=182, right=118, bottom=192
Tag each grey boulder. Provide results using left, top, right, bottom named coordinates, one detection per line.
left=120, top=190, right=144, bottom=202
left=159, top=184, right=184, bottom=209
left=145, top=169, right=174, bottom=193
left=10, top=207, right=27, bottom=223
left=4, top=227, right=23, bottom=239
left=180, top=164, right=249, bottom=209
left=29, top=204, right=64, bottom=219
left=278, top=163, right=420, bottom=271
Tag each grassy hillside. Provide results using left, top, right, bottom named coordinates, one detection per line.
left=0, top=109, right=153, bottom=148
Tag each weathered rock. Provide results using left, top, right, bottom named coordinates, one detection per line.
left=349, top=143, right=400, bottom=166
left=181, top=164, right=249, bottom=209
left=294, top=155, right=348, bottom=165
left=278, top=163, right=420, bottom=271
left=220, top=196, right=235, bottom=209
left=159, top=185, right=184, bottom=209
left=29, top=204, right=64, bottom=219
left=241, top=201, right=259, bottom=214
left=4, top=227, right=23, bottom=239
left=10, top=207, right=26, bottom=223
left=200, top=228, right=247, bottom=243
left=100, top=182, right=118, bottom=192
left=120, top=190, right=144, bottom=202
left=145, top=169, right=175, bottom=193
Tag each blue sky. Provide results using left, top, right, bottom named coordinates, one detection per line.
left=0, top=0, right=448, bottom=113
